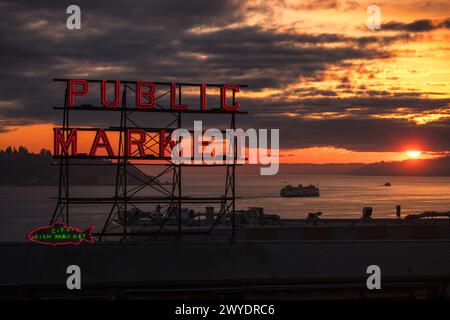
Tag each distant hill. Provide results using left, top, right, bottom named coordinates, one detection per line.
left=0, top=146, right=162, bottom=185
left=1, top=147, right=448, bottom=185
left=236, top=159, right=450, bottom=176
left=277, top=163, right=364, bottom=175
left=351, top=157, right=450, bottom=176
left=192, top=163, right=361, bottom=176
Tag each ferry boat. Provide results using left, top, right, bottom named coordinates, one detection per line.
left=280, top=184, right=320, bottom=197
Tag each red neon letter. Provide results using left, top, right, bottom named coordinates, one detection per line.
left=68, top=79, right=89, bottom=107
left=170, top=83, right=188, bottom=110
left=221, top=84, right=241, bottom=111
left=200, top=83, right=207, bottom=112
left=90, top=129, right=115, bottom=157
left=127, top=129, right=146, bottom=157
left=54, top=128, right=78, bottom=156
left=136, top=81, right=155, bottom=109
left=159, top=129, right=176, bottom=157
left=101, top=80, right=121, bottom=108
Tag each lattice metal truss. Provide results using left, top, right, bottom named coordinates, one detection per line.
left=50, top=79, right=247, bottom=241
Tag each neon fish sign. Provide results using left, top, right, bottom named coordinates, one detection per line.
left=27, top=223, right=94, bottom=246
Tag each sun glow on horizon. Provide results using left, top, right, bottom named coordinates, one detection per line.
left=406, top=150, right=422, bottom=158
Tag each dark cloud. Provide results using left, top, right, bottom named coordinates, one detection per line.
left=383, top=18, right=450, bottom=32
left=0, top=0, right=448, bottom=154
left=441, top=18, right=450, bottom=28
left=263, top=96, right=450, bottom=115
left=251, top=117, right=450, bottom=152
left=0, top=0, right=392, bottom=120
left=284, top=0, right=360, bottom=11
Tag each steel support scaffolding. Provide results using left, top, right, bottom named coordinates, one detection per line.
left=50, top=79, right=247, bottom=241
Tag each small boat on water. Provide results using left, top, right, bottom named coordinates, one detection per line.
left=280, top=184, right=320, bottom=197
left=383, top=182, right=392, bottom=187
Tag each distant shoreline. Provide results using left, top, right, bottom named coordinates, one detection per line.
left=1, top=147, right=449, bottom=187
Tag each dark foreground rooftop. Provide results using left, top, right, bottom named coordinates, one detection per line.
left=0, top=240, right=449, bottom=299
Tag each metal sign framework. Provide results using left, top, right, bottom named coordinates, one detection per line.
left=50, top=79, right=247, bottom=241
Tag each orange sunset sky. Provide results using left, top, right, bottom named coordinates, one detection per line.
left=0, top=123, right=432, bottom=163
left=0, top=0, right=449, bottom=164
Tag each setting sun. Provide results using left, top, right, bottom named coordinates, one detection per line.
left=406, top=150, right=422, bottom=158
